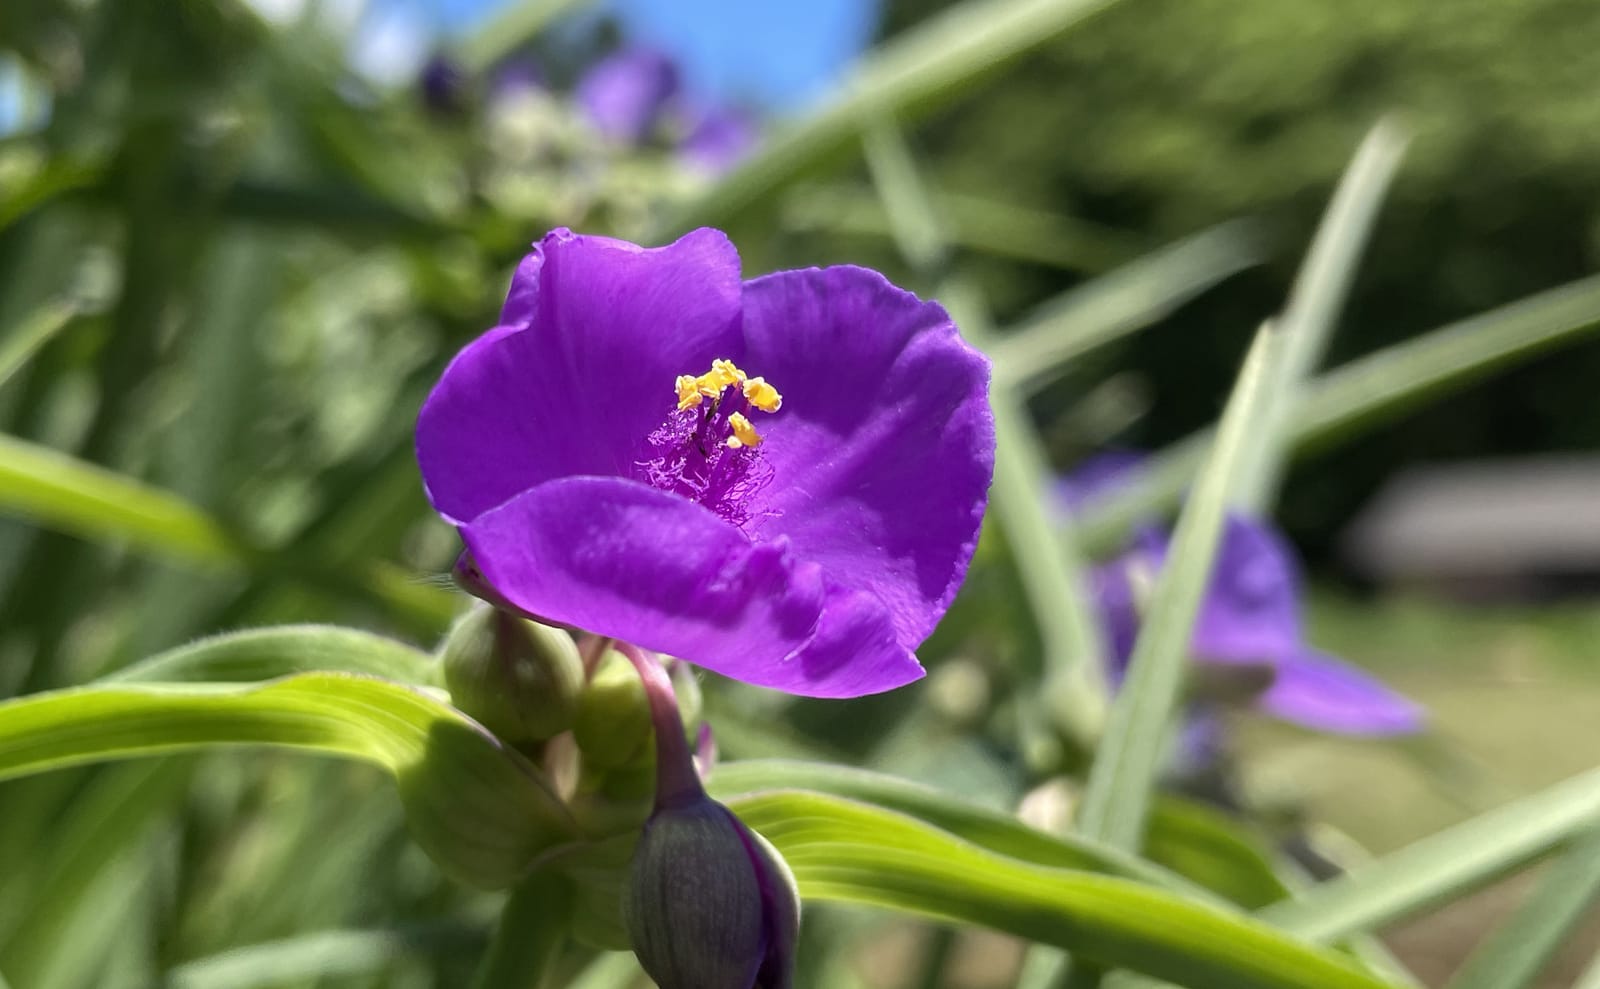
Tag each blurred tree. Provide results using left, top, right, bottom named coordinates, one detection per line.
left=882, top=0, right=1600, bottom=560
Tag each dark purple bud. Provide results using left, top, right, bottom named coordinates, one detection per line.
left=615, top=643, right=799, bottom=989
left=418, top=53, right=469, bottom=115
left=624, top=795, right=800, bottom=989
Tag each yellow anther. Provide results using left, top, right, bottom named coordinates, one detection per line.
left=708, top=359, right=746, bottom=388
left=742, top=376, right=782, bottom=413
left=675, top=374, right=704, bottom=410
left=725, top=412, right=762, bottom=449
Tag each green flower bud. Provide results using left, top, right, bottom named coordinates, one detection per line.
left=439, top=605, right=584, bottom=745
left=573, top=650, right=654, bottom=769
left=623, top=797, right=800, bottom=989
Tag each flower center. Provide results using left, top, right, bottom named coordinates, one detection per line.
left=638, top=359, right=783, bottom=527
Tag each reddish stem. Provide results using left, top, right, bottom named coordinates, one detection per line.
left=615, top=641, right=705, bottom=810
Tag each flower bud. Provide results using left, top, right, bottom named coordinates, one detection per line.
left=439, top=604, right=585, bottom=745
left=623, top=796, right=800, bottom=989
left=573, top=649, right=655, bottom=769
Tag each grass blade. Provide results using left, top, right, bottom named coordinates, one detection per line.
left=1075, top=322, right=1286, bottom=849
left=0, top=432, right=246, bottom=568
left=1235, top=120, right=1408, bottom=511
left=1443, top=825, right=1600, bottom=989
left=0, top=302, right=77, bottom=390
left=162, top=924, right=485, bottom=989
left=1257, top=766, right=1600, bottom=942
left=1075, top=271, right=1600, bottom=555
left=991, top=221, right=1265, bottom=394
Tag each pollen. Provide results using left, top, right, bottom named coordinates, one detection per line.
left=675, top=374, right=704, bottom=410
left=725, top=412, right=762, bottom=449
left=742, top=376, right=782, bottom=413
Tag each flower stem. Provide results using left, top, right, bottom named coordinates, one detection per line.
left=615, top=641, right=705, bottom=810
left=470, top=869, right=571, bottom=989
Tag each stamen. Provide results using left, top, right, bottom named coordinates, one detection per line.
left=742, top=377, right=782, bottom=413
left=725, top=412, right=762, bottom=449
left=675, top=374, right=704, bottom=411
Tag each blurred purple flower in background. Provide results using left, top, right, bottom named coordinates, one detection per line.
left=575, top=46, right=681, bottom=144
left=1095, top=515, right=1423, bottom=735
left=679, top=104, right=759, bottom=174
left=417, top=228, right=995, bottom=698
left=1060, top=451, right=1422, bottom=735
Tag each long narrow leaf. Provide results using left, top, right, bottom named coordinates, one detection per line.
left=0, top=302, right=77, bottom=390
left=1257, top=766, right=1600, bottom=942
left=104, top=625, right=436, bottom=685
left=730, top=791, right=1399, bottom=989
left=162, top=925, right=485, bottom=989
left=1075, top=323, right=1286, bottom=849
left=991, top=221, right=1265, bottom=394
left=0, top=671, right=575, bottom=888
left=0, top=432, right=246, bottom=567
left=1235, top=119, right=1408, bottom=511
left=1075, top=272, right=1600, bottom=555
left=1444, top=825, right=1600, bottom=989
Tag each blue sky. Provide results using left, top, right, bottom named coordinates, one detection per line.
left=408, top=0, right=881, bottom=109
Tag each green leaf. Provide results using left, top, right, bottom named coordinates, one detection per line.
left=0, top=671, right=576, bottom=888
left=161, top=924, right=485, bottom=989
left=0, top=432, right=247, bottom=568
left=728, top=790, right=1398, bottom=989
left=1075, top=321, right=1287, bottom=851
left=990, top=220, right=1265, bottom=395
left=0, top=431, right=460, bottom=629
left=1443, top=824, right=1600, bottom=989
left=0, top=301, right=78, bottom=390
left=709, top=759, right=1288, bottom=908
left=655, top=0, right=1127, bottom=236
left=781, top=183, right=1150, bottom=272
left=1257, top=766, right=1600, bottom=942
left=1234, top=119, right=1408, bottom=511
left=103, top=624, right=437, bottom=685
left=1075, top=271, right=1600, bottom=555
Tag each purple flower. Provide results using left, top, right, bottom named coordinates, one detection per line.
left=416, top=228, right=994, bottom=698
left=680, top=105, right=758, bottom=175
left=576, top=47, right=681, bottom=145
left=1094, top=514, right=1423, bottom=735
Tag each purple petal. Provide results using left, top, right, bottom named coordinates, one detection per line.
left=416, top=228, right=743, bottom=524
left=737, top=266, right=994, bottom=650
left=1191, top=516, right=1304, bottom=664
left=575, top=47, right=680, bottom=144
left=1257, top=649, right=1424, bottom=735
left=461, top=476, right=834, bottom=688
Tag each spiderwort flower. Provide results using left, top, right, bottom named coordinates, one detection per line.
left=417, top=228, right=993, bottom=697
left=576, top=47, right=681, bottom=144
left=1095, top=515, right=1423, bottom=735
